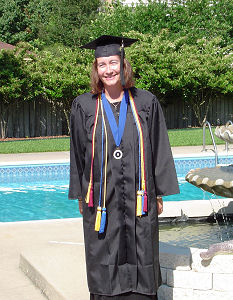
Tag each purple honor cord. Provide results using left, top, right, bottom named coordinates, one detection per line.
left=101, top=90, right=128, bottom=147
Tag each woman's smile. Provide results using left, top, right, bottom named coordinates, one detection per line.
left=105, top=74, right=117, bottom=80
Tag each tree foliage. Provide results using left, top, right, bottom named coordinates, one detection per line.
left=0, top=44, right=38, bottom=137
left=0, top=46, right=34, bottom=103
left=0, top=0, right=232, bottom=133
left=81, top=0, right=232, bottom=46
left=1, top=0, right=232, bottom=47
left=0, top=0, right=32, bottom=44
left=25, top=45, right=93, bottom=129
left=32, top=0, right=101, bottom=47
left=0, top=43, right=93, bottom=133
left=0, top=0, right=101, bottom=46
left=127, top=30, right=233, bottom=124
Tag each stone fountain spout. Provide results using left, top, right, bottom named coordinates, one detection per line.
left=200, top=240, right=233, bottom=260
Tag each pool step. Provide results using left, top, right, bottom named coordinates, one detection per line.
left=19, top=242, right=88, bottom=300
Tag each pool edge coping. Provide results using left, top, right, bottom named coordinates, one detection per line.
left=0, top=152, right=232, bottom=166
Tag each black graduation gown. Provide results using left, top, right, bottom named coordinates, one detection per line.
left=69, top=87, right=179, bottom=297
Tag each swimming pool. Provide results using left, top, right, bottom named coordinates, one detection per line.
left=0, top=156, right=232, bottom=222
left=0, top=163, right=81, bottom=222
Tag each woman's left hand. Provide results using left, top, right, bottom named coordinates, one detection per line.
left=157, top=197, right=163, bottom=215
left=78, top=199, right=83, bottom=215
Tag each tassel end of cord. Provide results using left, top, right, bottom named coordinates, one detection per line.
left=88, top=186, right=94, bottom=207
left=143, top=191, right=148, bottom=213
left=99, top=208, right=106, bottom=233
left=136, top=190, right=143, bottom=217
left=95, top=206, right=102, bottom=231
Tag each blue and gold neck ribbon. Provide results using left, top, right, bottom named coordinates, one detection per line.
left=101, top=91, right=128, bottom=146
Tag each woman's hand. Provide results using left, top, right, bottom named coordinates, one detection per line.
left=78, top=199, right=83, bottom=215
left=157, top=196, right=163, bottom=215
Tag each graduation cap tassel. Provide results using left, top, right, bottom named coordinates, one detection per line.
left=120, top=40, right=125, bottom=88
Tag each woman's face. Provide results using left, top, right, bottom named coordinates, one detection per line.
left=97, top=55, right=121, bottom=89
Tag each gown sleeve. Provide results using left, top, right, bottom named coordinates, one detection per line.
left=68, top=98, right=87, bottom=200
left=149, top=97, right=180, bottom=197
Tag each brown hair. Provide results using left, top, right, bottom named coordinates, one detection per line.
left=90, top=57, right=135, bottom=94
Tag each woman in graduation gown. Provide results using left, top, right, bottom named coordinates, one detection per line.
left=69, top=35, right=179, bottom=300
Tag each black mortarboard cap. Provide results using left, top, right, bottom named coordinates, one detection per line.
left=80, top=35, right=137, bottom=58
left=81, top=35, right=137, bottom=87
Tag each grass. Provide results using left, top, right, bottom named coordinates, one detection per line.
left=168, top=127, right=224, bottom=147
left=0, top=128, right=224, bottom=154
left=0, top=137, right=70, bottom=154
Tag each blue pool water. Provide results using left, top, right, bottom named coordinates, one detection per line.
left=164, top=177, right=221, bottom=201
left=0, top=163, right=80, bottom=222
left=0, top=181, right=80, bottom=222
left=0, top=156, right=232, bottom=222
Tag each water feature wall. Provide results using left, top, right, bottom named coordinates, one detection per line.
left=158, top=242, right=233, bottom=300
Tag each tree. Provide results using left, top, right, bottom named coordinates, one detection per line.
left=0, top=44, right=37, bottom=137
left=32, top=0, right=101, bottom=47
left=81, top=0, right=232, bottom=47
left=127, top=30, right=233, bottom=125
left=0, top=0, right=101, bottom=47
left=26, top=44, right=93, bottom=131
left=0, top=0, right=33, bottom=44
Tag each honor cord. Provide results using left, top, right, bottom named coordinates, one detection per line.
left=99, top=97, right=108, bottom=233
left=86, top=97, right=100, bottom=206
left=128, top=90, right=147, bottom=214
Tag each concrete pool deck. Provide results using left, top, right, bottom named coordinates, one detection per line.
left=0, top=218, right=87, bottom=299
left=0, top=145, right=233, bottom=299
left=0, top=144, right=232, bottom=165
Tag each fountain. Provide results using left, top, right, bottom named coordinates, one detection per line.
left=185, top=164, right=233, bottom=199
left=156, top=124, right=233, bottom=300
left=186, top=121, right=233, bottom=201
left=185, top=123, right=233, bottom=261
left=200, top=240, right=233, bottom=260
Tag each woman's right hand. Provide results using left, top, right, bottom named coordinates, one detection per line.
left=78, top=199, right=83, bottom=215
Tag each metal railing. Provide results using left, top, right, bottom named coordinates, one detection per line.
left=202, top=121, right=219, bottom=166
